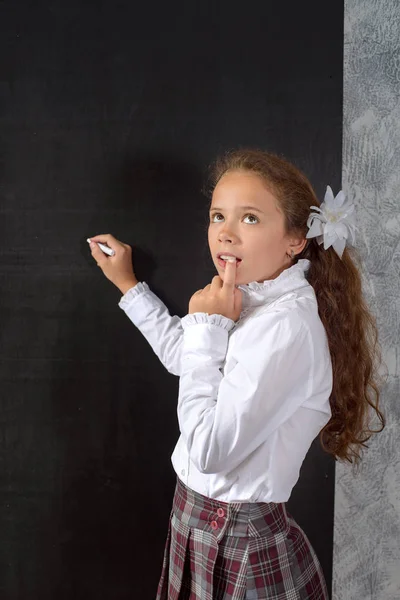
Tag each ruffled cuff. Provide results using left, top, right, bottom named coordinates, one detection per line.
left=118, top=281, right=150, bottom=309
left=181, top=312, right=236, bottom=332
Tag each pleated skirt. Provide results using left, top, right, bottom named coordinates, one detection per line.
left=155, top=475, right=329, bottom=600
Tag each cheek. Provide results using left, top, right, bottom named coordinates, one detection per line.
left=250, top=231, right=285, bottom=258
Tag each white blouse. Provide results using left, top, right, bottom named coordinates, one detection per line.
left=118, top=259, right=333, bottom=503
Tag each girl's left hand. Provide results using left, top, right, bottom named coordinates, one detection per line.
left=188, top=259, right=243, bottom=322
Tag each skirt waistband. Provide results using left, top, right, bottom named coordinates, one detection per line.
left=172, top=475, right=290, bottom=540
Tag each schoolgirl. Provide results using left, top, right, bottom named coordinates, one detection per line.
left=88, top=149, right=384, bottom=599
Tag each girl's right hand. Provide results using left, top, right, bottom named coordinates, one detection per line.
left=88, top=233, right=138, bottom=293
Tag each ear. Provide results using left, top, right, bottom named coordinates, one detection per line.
left=288, top=236, right=307, bottom=257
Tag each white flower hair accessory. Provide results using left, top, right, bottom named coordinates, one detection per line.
left=306, top=185, right=357, bottom=259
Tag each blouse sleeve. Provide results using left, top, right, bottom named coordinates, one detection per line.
left=178, top=307, right=329, bottom=474
left=118, top=282, right=184, bottom=376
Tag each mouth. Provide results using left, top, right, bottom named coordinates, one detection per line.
left=217, top=253, right=243, bottom=268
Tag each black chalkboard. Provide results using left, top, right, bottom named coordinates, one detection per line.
left=0, top=1, right=342, bottom=598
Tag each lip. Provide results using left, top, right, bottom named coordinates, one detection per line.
left=217, top=252, right=242, bottom=260
left=217, top=253, right=243, bottom=269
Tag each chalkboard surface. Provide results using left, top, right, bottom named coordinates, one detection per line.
left=0, top=1, right=343, bottom=598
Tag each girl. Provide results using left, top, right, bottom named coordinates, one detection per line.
left=88, top=149, right=385, bottom=600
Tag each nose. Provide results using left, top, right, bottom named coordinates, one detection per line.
left=218, top=228, right=237, bottom=243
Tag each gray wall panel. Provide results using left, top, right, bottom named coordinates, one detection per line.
left=334, top=1, right=400, bottom=598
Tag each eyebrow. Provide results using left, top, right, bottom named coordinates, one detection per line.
left=209, top=205, right=265, bottom=215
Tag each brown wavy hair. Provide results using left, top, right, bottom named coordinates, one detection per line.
left=207, top=148, right=386, bottom=465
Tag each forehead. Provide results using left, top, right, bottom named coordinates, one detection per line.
left=211, top=171, right=280, bottom=214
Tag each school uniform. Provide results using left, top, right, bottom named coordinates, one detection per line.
left=118, top=258, right=333, bottom=599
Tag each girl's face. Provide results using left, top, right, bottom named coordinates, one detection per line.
left=208, top=170, right=303, bottom=285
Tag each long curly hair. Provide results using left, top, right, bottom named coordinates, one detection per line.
left=208, top=148, right=386, bottom=465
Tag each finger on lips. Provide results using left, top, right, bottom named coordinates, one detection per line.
left=222, top=257, right=237, bottom=289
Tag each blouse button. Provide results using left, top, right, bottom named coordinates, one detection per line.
left=210, top=520, right=218, bottom=530
left=217, top=508, right=225, bottom=517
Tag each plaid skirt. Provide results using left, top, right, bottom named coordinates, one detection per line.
left=155, top=476, right=329, bottom=600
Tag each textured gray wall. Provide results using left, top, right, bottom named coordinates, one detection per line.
left=333, top=1, right=400, bottom=598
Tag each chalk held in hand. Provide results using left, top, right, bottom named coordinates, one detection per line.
left=87, top=238, right=115, bottom=256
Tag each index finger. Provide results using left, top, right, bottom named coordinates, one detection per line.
left=222, top=258, right=237, bottom=293
left=87, top=233, right=121, bottom=250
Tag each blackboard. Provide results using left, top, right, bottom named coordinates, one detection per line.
left=0, top=1, right=343, bottom=597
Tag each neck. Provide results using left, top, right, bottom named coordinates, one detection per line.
left=255, top=261, right=293, bottom=283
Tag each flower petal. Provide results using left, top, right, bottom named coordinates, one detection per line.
left=348, top=225, right=356, bottom=245
left=324, top=186, right=335, bottom=205
left=341, top=198, right=355, bottom=214
left=333, top=190, right=346, bottom=209
left=332, top=237, right=346, bottom=258
left=323, top=231, right=337, bottom=250
left=332, top=222, right=349, bottom=239
left=318, top=205, right=328, bottom=219
left=324, top=221, right=337, bottom=236
left=306, top=218, right=325, bottom=239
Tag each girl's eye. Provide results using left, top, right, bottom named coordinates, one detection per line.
left=211, top=213, right=259, bottom=224
left=244, top=214, right=259, bottom=224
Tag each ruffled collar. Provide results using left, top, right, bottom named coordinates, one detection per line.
left=237, top=259, right=311, bottom=309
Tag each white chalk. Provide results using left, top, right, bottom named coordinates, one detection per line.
left=87, top=238, right=115, bottom=256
